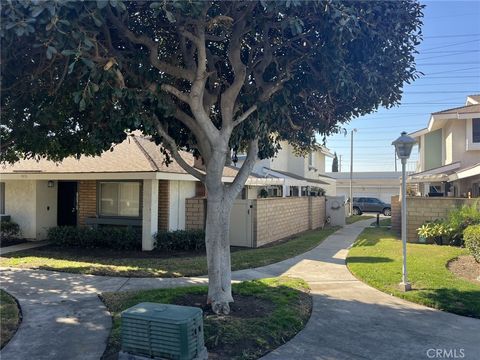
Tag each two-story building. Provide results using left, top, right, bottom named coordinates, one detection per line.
left=408, top=95, right=480, bottom=197
left=235, top=141, right=336, bottom=197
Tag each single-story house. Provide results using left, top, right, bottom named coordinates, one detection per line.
left=0, top=134, right=285, bottom=250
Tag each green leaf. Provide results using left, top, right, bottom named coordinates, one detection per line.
left=81, top=58, right=95, bottom=69
left=97, top=0, right=108, bottom=9
left=68, top=62, right=76, bottom=74
left=46, top=46, right=57, bottom=60
left=61, top=50, right=77, bottom=56
left=79, top=98, right=86, bottom=111
left=31, top=7, right=45, bottom=18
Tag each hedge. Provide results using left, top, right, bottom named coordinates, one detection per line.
left=464, top=225, right=480, bottom=263
left=47, top=226, right=141, bottom=250
left=154, top=229, right=205, bottom=251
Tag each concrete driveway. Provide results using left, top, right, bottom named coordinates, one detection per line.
left=1, top=220, right=479, bottom=360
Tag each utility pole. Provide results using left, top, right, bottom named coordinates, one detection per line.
left=349, top=129, right=357, bottom=215
left=394, top=149, right=398, bottom=172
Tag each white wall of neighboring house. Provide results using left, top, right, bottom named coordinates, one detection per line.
left=35, top=180, right=58, bottom=239
left=327, top=172, right=402, bottom=204
left=168, top=180, right=196, bottom=231
left=4, top=180, right=37, bottom=239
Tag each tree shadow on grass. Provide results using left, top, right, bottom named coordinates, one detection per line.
left=408, top=287, right=480, bottom=319
left=346, top=256, right=394, bottom=264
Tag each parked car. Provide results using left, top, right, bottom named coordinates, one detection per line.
left=352, top=197, right=391, bottom=216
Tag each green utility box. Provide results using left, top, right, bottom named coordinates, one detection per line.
left=121, top=302, right=207, bottom=360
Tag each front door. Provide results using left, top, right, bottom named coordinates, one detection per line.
left=57, top=182, right=78, bottom=226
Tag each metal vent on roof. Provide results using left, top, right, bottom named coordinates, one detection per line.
left=121, top=302, right=207, bottom=360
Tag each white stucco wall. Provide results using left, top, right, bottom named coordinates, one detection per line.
left=35, top=180, right=58, bottom=239
left=169, top=180, right=196, bottom=230
left=4, top=180, right=37, bottom=239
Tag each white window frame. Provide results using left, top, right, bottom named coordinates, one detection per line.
left=466, top=118, right=480, bottom=150
left=98, top=181, right=141, bottom=218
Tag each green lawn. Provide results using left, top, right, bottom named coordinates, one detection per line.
left=370, top=218, right=391, bottom=227
left=347, top=227, right=480, bottom=318
left=0, top=289, right=21, bottom=349
left=0, top=227, right=337, bottom=277
left=100, top=277, right=311, bottom=360
left=346, top=215, right=375, bottom=224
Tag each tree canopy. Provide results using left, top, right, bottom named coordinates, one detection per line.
left=332, top=152, right=339, bottom=172
left=1, top=0, right=423, bottom=166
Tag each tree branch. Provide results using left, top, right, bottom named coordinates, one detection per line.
left=161, top=84, right=190, bottom=104
left=232, top=105, right=257, bottom=127
left=227, top=138, right=258, bottom=199
left=107, top=8, right=194, bottom=82
left=152, top=115, right=206, bottom=182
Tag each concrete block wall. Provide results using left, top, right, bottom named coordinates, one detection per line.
left=78, top=180, right=97, bottom=225
left=391, top=196, right=480, bottom=242
left=185, top=196, right=326, bottom=247
left=255, top=197, right=310, bottom=247
left=185, top=197, right=206, bottom=230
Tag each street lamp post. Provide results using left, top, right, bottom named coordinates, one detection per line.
left=392, top=131, right=416, bottom=292
left=349, top=129, right=357, bottom=215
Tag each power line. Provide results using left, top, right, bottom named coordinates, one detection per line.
left=426, top=67, right=480, bottom=75
left=417, top=62, right=480, bottom=66
left=403, top=90, right=480, bottom=93
left=421, top=39, right=480, bottom=51
left=422, top=33, right=480, bottom=39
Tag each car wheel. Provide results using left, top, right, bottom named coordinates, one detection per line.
left=352, top=207, right=361, bottom=216
left=383, top=208, right=391, bottom=216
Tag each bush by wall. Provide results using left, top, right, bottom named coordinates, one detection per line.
left=0, top=221, right=20, bottom=240
left=445, top=203, right=480, bottom=246
left=154, top=229, right=205, bottom=251
left=464, top=225, right=480, bottom=263
left=47, top=226, right=141, bottom=250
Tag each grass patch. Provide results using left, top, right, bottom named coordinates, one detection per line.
left=100, top=277, right=311, bottom=360
left=347, top=227, right=480, bottom=318
left=346, top=215, right=375, bottom=224
left=0, top=227, right=337, bottom=277
left=370, top=218, right=391, bottom=227
left=0, top=289, right=21, bottom=349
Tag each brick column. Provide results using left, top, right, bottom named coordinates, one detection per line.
left=78, top=180, right=97, bottom=226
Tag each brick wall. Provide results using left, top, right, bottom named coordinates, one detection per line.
left=310, top=197, right=326, bottom=230
left=185, top=197, right=206, bottom=230
left=391, top=196, right=480, bottom=242
left=391, top=195, right=401, bottom=234
left=158, top=180, right=169, bottom=231
left=185, top=196, right=326, bottom=247
left=78, top=180, right=97, bottom=225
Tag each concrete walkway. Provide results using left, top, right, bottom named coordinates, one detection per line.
left=0, top=240, right=49, bottom=255
left=1, top=221, right=479, bottom=360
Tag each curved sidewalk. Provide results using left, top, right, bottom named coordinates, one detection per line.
left=1, top=221, right=479, bottom=360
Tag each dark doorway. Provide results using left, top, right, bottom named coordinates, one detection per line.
left=57, top=182, right=78, bottom=226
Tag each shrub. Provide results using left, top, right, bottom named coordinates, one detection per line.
left=464, top=225, right=480, bottom=263
left=417, top=220, right=451, bottom=245
left=47, top=226, right=141, bottom=250
left=444, top=203, right=480, bottom=246
left=0, top=221, right=21, bottom=240
left=154, top=229, right=205, bottom=251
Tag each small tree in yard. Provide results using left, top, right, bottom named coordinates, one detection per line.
left=332, top=152, right=339, bottom=172
left=1, top=1, right=423, bottom=314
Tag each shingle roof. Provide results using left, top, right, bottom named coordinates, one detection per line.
left=1, top=134, right=240, bottom=178
left=267, top=168, right=329, bottom=185
left=432, top=104, right=480, bottom=115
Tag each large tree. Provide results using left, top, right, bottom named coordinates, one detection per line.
left=1, top=0, right=423, bottom=314
left=332, top=152, right=339, bottom=172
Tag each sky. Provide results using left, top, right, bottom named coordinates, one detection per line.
left=324, top=0, right=480, bottom=173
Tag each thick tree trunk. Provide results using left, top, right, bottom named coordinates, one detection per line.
left=205, top=190, right=235, bottom=314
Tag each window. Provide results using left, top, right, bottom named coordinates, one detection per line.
left=473, top=118, right=480, bottom=143
left=99, top=181, right=140, bottom=217
left=308, top=152, right=314, bottom=167
left=0, top=182, right=5, bottom=214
